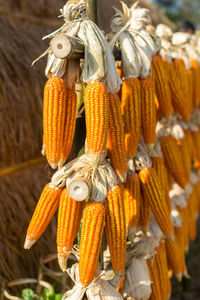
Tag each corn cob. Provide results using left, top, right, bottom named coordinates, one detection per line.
left=24, top=184, right=61, bottom=249
left=160, top=135, right=188, bottom=188
left=107, top=93, right=127, bottom=181
left=43, top=77, right=67, bottom=168
left=139, top=167, right=174, bottom=238
left=165, top=236, right=187, bottom=281
left=79, top=202, right=105, bottom=286
left=138, top=189, right=151, bottom=233
left=190, top=59, right=200, bottom=105
left=151, top=156, right=172, bottom=213
left=57, top=189, right=85, bottom=271
left=184, top=129, right=197, bottom=162
left=174, top=226, right=186, bottom=273
left=105, top=184, right=126, bottom=274
left=187, top=192, right=197, bottom=241
left=147, top=258, right=162, bottom=300
left=187, top=69, right=194, bottom=113
left=84, top=82, right=109, bottom=160
left=124, top=173, right=140, bottom=234
left=154, top=244, right=168, bottom=300
left=178, top=135, right=191, bottom=184
left=152, top=55, right=173, bottom=116
left=160, top=240, right=171, bottom=300
left=191, top=131, right=200, bottom=161
left=177, top=207, right=189, bottom=252
left=141, top=77, right=157, bottom=147
left=59, top=90, right=77, bottom=167
left=168, top=63, right=189, bottom=121
left=121, top=78, right=141, bottom=158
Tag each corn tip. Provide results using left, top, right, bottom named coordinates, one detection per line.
left=175, top=272, right=183, bottom=282
left=58, top=256, right=68, bottom=272
left=24, top=238, right=36, bottom=249
left=167, top=234, right=175, bottom=242
left=50, top=163, right=58, bottom=169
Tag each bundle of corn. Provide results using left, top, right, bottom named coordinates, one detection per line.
left=21, top=0, right=200, bottom=299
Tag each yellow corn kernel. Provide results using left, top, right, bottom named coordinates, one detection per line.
left=152, top=55, right=173, bottom=116
left=105, top=184, right=126, bottom=274
left=84, top=82, right=109, bottom=159
left=43, top=77, right=67, bottom=168
left=57, top=189, right=85, bottom=271
left=107, top=93, right=127, bottom=182
left=139, top=167, right=174, bottom=238
left=24, top=184, right=61, bottom=249
left=121, top=78, right=141, bottom=158
left=79, top=202, right=105, bottom=287
left=141, top=77, right=156, bottom=147
left=160, top=135, right=188, bottom=188
left=124, top=173, right=140, bottom=233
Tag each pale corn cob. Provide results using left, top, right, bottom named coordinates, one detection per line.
left=152, top=55, right=173, bottom=116
left=57, top=189, right=85, bottom=271
left=107, top=93, right=127, bottom=181
left=139, top=167, right=174, bottom=238
left=147, top=258, right=162, bottom=300
left=152, top=156, right=172, bottom=213
left=105, top=184, right=126, bottom=274
left=124, top=173, right=140, bottom=235
left=43, top=77, right=67, bottom=168
left=84, top=82, right=109, bottom=160
left=121, top=78, right=141, bottom=158
left=79, top=202, right=105, bottom=286
left=24, top=184, right=61, bottom=249
left=141, top=77, right=157, bottom=148
left=59, top=90, right=77, bottom=167
left=160, top=135, right=188, bottom=188
left=168, top=63, right=190, bottom=121
left=138, top=189, right=151, bottom=233
left=190, top=59, right=200, bottom=105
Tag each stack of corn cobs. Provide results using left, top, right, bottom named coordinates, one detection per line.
left=24, top=1, right=200, bottom=299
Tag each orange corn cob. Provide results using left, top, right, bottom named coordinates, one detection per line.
left=187, top=192, right=197, bottom=241
left=191, top=131, right=200, bottom=161
left=57, top=189, right=85, bottom=271
left=107, top=93, right=127, bottom=182
left=84, top=82, right=109, bottom=160
left=187, top=69, right=194, bottom=113
left=105, top=184, right=126, bottom=274
left=184, top=129, right=197, bottom=162
left=141, top=77, right=156, bottom=147
left=160, top=135, right=188, bottom=188
left=79, top=202, right=105, bottom=286
left=174, top=226, right=186, bottom=273
left=147, top=258, right=162, bottom=300
left=138, top=189, right=151, bottom=232
left=162, top=57, right=170, bottom=81
left=166, top=236, right=187, bottom=281
left=139, top=167, right=174, bottom=238
left=154, top=244, right=168, bottom=300
left=152, top=55, right=173, bottom=116
left=124, top=173, right=140, bottom=234
left=59, top=90, right=77, bottom=167
left=177, top=207, right=189, bottom=252
left=168, top=63, right=189, bottom=121
left=43, top=77, right=67, bottom=168
left=121, top=78, right=141, bottom=158
left=24, top=184, right=61, bottom=249
left=152, top=156, right=172, bottom=213
left=160, top=240, right=171, bottom=300
left=190, top=59, right=200, bottom=105
left=178, top=135, right=191, bottom=184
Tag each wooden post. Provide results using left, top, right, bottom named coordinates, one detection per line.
left=88, top=0, right=98, bottom=25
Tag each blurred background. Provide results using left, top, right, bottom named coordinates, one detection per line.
left=0, top=0, right=199, bottom=299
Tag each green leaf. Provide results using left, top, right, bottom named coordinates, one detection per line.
left=22, top=289, right=34, bottom=300
left=43, top=288, right=55, bottom=300
left=55, top=294, right=62, bottom=300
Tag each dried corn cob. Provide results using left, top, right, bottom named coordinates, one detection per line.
left=178, top=135, right=191, bottom=184
left=154, top=244, right=168, bottom=300
left=43, top=77, right=67, bottom=168
left=84, top=82, right=109, bottom=160
left=124, top=173, right=140, bottom=236
left=187, top=69, right=194, bottom=113
left=59, top=90, right=77, bottom=167
left=160, top=135, right=188, bottom=188
left=121, top=78, right=141, bottom=158
left=151, top=156, right=172, bottom=213
left=57, top=189, right=85, bottom=271
left=138, top=189, right=151, bottom=233
left=174, top=226, right=186, bottom=274
left=139, top=167, right=174, bottom=238
left=141, top=77, right=156, bottom=148
left=152, top=55, right=173, bottom=116
left=177, top=207, right=189, bottom=252
left=105, top=184, right=126, bottom=274
left=168, top=63, right=189, bottom=121
left=107, top=93, right=127, bottom=181
left=184, top=129, right=197, bottom=162
left=187, top=192, right=197, bottom=241
left=190, top=59, right=200, bottom=105
left=160, top=240, right=171, bottom=300
left=147, top=258, right=162, bottom=300
left=191, top=131, right=200, bottom=162
left=79, top=202, right=105, bottom=286
left=24, top=184, right=61, bottom=249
